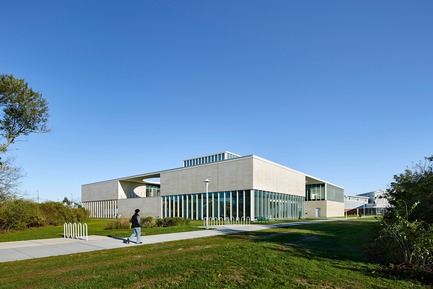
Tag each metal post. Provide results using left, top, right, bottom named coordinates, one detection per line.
left=204, top=179, right=209, bottom=229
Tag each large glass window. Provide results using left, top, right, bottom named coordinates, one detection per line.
left=253, top=190, right=304, bottom=220
left=326, top=184, right=344, bottom=202
left=245, top=190, right=251, bottom=218
left=161, top=189, right=303, bottom=221
left=225, top=191, right=231, bottom=218
left=306, top=184, right=325, bottom=201
left=238, top=190, right=244, bottom=218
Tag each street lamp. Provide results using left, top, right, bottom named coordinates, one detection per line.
left=204, top=179, right=210, bottom=229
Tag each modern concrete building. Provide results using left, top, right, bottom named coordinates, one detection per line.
left=344, top=195, right=369, bottom=216
left=344, top=190, right=389, bottom=216
left=81, top=152, right=344, bottom=220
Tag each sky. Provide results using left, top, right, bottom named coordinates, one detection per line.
left=1, top=1, right=432, bottom=203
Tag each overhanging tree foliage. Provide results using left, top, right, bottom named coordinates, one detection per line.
left=0, top=74, right=49, bottom=200
left=0, top=74, right=49, bottom=154
left=385, top=156, right=433, bottom=223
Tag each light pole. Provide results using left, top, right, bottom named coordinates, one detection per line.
left=204, top=179, right=209, bottom=229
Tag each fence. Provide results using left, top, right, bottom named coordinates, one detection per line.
left=63, top=222, right=88, bottom=240
left=203, top=217, right=251, bottom=227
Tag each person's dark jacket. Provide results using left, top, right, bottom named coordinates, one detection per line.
left=130, top=213, right=141, bottom=228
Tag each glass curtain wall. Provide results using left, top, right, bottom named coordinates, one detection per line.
left=162, top=190, right=304, bottom=220
left=162, top=190, right=251, bottom=220
left=326, top=184, right=344, bottom=202
left=254, top=190, right=304, bottom=220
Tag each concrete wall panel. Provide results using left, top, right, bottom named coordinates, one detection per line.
left=161, top=157, right=254, bottom=195
left=82, top=180, right=120, bottom=202
left=252, top=157, right=305, bottom=197
left=305, top=200, right=344, bottom=218
left=326, top=201, right=344, bottom=217
left=118, top=197, right=161, bottom=219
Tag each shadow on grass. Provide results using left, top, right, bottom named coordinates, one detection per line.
left=221, top=220, right=377, bottom=264
left=220, top=220, right=433, bottom=285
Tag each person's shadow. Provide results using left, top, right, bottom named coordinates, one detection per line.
left=107, top=235, right=129, bottom=244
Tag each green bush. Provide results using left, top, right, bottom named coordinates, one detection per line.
left=39, top=201, right=74, bottom=225
left=142, top=216, right=155, bottom=228
left=105, top=219, right=130, bottom=230
left=156, top=217, right=164, bottom=227
left=154, top=217, right=189, bottom=227
left=71, top=207, right=90, bottom=222
left=0, top=199, right=90, bottom=231
left=0, top=199, right=45, bottom=230
left=104, top=216, right=191, bottom=230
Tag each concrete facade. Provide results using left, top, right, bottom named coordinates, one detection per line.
left=305, top=200, right=345, bottom=218
left=82, top=152, right=344, bottom=219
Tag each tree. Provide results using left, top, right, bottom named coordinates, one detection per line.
left=385, top=156, right=433, bottom=223
left=0, top=74, right=49, bottom=154
left=0, top=74, right=49, bottom=201
left=0, top=157, right=23, bottom=203
left=377, top=155, right=433, bottom=270
left=62, top=197, right=72, bottom=207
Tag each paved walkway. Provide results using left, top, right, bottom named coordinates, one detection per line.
left=0, top=219, right=335, bottom=263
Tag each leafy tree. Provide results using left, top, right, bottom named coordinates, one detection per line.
left=379, top=202, right=433, bottom=268
left=62, top=197, right=72, bottom=206
left=0, top=74, right=49, bottom=154
left=0, top=74, right=49, bottom=200
left=384, top=156, right=433, bottom=223
left=376, top=156, right=433, bottom=270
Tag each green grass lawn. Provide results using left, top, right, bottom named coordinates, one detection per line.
left=0, top=219, right=204, bottom=242
left=0, top=218, right=315, bottom=242
left=0, top=219, right=430, bottom=288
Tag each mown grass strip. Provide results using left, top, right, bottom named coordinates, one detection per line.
left=0, top=219, right=204, bottom=242
left=0, top=219, right=429, bottom=289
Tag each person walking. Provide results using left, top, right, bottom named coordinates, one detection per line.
left=127, top=209, right=142, bottom=244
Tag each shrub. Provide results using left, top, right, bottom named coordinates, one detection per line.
left=71, top=207, right=90, bottom=222
left=106, top=219, right=130, bottom=230
left=172, top=217, right=185, bottom=226
left=0, top=199, right=45, bottom=230
left=378, top=205, right=433, bottom=270
left=0, top=199, right=90, bottom=231
left=142, top=216, right=155, bottom=228
left=39, top=201, right=74, bottom=226
left=154, top=217, right=189, bottom=227
left=156, top=217, right=164, bottom=227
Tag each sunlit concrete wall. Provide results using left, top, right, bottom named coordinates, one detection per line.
left=252, top=156, right=305, bottom=197
left=161, top=156, right=254, bottom=195
left=82, top=180, right=120, bottom=202
left=305, top=200, right=344, bottom=218
left=161, top=155, right=307, bottom=197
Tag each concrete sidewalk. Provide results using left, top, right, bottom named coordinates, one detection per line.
left=0, top=220, right=334, bottom=263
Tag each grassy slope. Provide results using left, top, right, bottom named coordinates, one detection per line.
left=0, top=219, right=430, bottom=289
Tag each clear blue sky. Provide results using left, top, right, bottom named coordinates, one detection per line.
left=1, top=1, right=432, bottom=202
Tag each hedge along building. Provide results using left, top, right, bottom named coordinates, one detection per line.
left=81, top=152, right=344, bottom=220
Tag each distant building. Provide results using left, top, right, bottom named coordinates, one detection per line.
left=344, top=189, right=389, bottom=215
left=81, top=152, right=345, bottom=220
